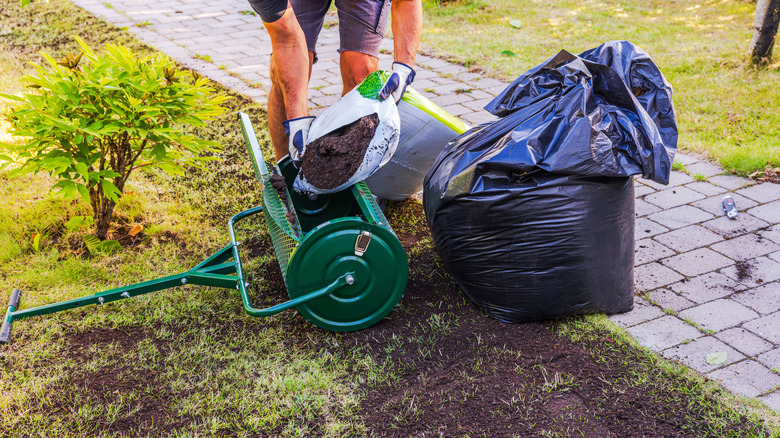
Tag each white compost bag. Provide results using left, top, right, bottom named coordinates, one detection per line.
left=293, top=71, right=401, bottom=195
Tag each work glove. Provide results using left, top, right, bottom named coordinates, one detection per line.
left=282, top=116, right=315, bottom=166
left=378, top=62, right=416, bottom=103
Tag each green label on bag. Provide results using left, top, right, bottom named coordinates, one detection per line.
left=357, top=71, right=390, bottom=101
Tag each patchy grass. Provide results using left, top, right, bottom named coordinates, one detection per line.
left=418, top=0, right=780, bottom=175
left=1, top=1, right=779, bottom=436
left=0, top=1, right=365, bottom=436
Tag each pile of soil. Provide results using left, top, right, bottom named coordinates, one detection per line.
left=268, top=168, right=297, bottom=228
left=268, top=169, right=288, bottom=204
left=299, top=113, right=379, bottom=189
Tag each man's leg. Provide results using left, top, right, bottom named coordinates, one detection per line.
left=264, top=7, right=312, bottom=160
left=339, top=50, right=378, bottom=95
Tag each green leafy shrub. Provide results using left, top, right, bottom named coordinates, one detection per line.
left=0, top=36, right=227, bottom=240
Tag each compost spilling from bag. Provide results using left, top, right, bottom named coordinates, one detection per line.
left=294, top=71, right=401, bottom=195
left=423, top=41, right=677, bottom=323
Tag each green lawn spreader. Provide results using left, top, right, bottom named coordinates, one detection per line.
left=0, top=112, right=408, bottom=344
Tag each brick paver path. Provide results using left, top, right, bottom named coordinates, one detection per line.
left=71, top=0, right=780, bottom=413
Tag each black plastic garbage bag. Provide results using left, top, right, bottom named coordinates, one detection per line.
left=423, top=41, right=676, bottom=323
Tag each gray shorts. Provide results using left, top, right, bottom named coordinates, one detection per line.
left=248, top=0, right=289, bottom=23
left=291, top=0, right=390, bottom=60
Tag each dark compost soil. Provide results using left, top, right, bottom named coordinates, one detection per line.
left=268, top=168, right=298, bottom=226
left=299, top=113, right=379, bottom=189
left=34, top=200, right=769, bottom=437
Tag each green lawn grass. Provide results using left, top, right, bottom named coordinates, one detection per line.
left=419, top=0, right=780, bottom=175
left=1, top=1, right=779, bottom=436
left=0, top=2, right=368, bottom=435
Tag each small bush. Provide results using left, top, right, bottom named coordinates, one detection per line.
left=0, top=36, right=228, bottom=240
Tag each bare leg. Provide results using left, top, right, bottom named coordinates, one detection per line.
left=264, top=8, right=312, bottom=160
left=390, top=0, right=422, bottom=67
left=339, top=50, right=378, bottom=96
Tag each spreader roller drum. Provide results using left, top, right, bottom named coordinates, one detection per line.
left=285, top=218, right=407, bottom=331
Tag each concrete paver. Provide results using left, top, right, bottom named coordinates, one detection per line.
left=652, top=225, right=723, bottom=253
left=625, top=315, right=702, bottom=351
left=744, top=312, right=780, bottom=344
left=684, top=161, right=725, bottom=178
left=761, top=225, right=780, bottom=244
left=609, top=297, right=664, bottom=327
left=635, top=239, right=675, bottom=265
left=711, top=234, right=780, bottom=262
left=644, top=186, right=705, bottom=209
left=715, top=328, right=774, bottom=357
left=708, top=361, right=780, bottom=398
left=757, top=348, right=780, bottom=371
left=708, top=174, right=753, bottom=190
left=646, top=288, right=694, bottom=312
left=732, top=283, right=780, bottom=315
left=691, top=193, right=758, bottom=217
left=659, top=248, right=733, bottom=277
left=667, top=272, right=746, bottom=304
left=66, top=0, right=780, bottom=413
left=747, top=200, right=780, bottom=224
left=634, top=263, right=684, bottom=292
left=686, top=181, right=727, bottom=196
left=759, top=392, right=780, bottom=412
left=646, top=205, right=714, bottom=229
left=664, top=336, right=744, bottom=373
left=635, top=217, right=669, bottom=239
left=736, top=182, right=780, bottom=204
left=721, top=256, right=780, bottom=288
left=677, top=299, right=759, bottom=332
left=701, top=213, right=770, bottom=239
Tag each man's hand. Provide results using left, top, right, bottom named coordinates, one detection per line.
left=378, top=62, right=416, bottom=103
left=282, top=116, right=315, bottom=165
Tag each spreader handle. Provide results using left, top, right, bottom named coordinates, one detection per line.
left=1, top=289, right=22, bottom=344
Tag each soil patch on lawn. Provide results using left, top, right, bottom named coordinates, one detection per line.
left=330, top=200, right=770, bottom=437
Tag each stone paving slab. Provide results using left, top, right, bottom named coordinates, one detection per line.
left=732, top=282, right=780, bottom=315
left=667, top=272, right=747, bottom=304
left=625, top=315, right=702, bottom=351
left=678, top=299, right=759, bottom=332
left=664, top=336, right=744, bottom=373
left=737, top=182, right=780, bottom=203
left=715, top=328, right=774, bottom=357
left=652, top=225, right=723, bottom=253
left=757, top=348, right=780, bottom=371
left=646, top=205, right=714, bottom=229
left=646, top=288, right=694, bottom=313
left=701, top=213, right=770, bottom=239
left=721, top=257, right=780, bottom=288
left=744, top=312, right=780, bottom=344
left=708, top=360, right=780, bottom=398
left=65, top=0, right=780, bottom=414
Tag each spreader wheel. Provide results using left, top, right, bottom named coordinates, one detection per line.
left=285, top=218, right=408, bottom=331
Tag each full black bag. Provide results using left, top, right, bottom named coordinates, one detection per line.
left=423, top=41, right=677, bottom=323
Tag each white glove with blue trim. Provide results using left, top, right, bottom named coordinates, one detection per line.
left=282, top=116, right=315, bottom=166
left=378, top=62, right=416, bottom=103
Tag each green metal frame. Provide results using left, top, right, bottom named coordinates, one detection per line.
left=1, top=110, right=411, bottom=343
left=1, top=205, right=354, bottom=344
